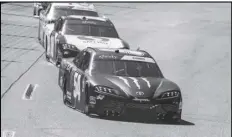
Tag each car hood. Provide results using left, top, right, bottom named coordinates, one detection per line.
left=88, top=74, right=180, bottom=99
left=64, top=35, right=125, bottom=50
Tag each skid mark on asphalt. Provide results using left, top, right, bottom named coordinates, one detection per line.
left=1, top=60, right=21, bottom=63
left=2, top=46, right=40, bottom=51
left=1, top=34, right=36, bottom=39
left=22, top=84, right=39, bottom=100
left=1, top=22, right=38, bottom=28
left=1, top=12, right=34, bottom=18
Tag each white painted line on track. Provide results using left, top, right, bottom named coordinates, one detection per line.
left=2, top=130, right=15, bottom=137
left=22, top=84, right=39, bottom=100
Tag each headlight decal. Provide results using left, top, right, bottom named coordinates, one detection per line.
left=62, top=44, right=78, bottom=50
left=160, top=91, right=180, bottom=98
left=94, top=86, right=121, bottom=97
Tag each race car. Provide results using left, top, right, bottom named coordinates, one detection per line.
left=38, top=3, right=99, bottom=48
left=33, top=2, right=49, bottom=17
left=58, top=48, right=183, bottom=123
left=45, top=15, right=130, bottom=66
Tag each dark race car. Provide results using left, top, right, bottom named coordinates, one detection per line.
left=45, top=15, right=130, bottom=66
left=58, top=48, right=182, bottom=123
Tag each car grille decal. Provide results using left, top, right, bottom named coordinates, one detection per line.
left=117, top=76, right=131, bottom=87
left=129, top=77, right=140, bottom=89
left=141, top=78, right=151, bottom=88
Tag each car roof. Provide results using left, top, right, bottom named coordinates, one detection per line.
left=51, top=3, right=96, bottom=11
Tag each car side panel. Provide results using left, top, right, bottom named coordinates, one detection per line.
left=71, top=70, right=86, bottom=111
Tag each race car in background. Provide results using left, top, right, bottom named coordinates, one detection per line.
left=38, top=3, right=99, bottom=47
left=45, top=15, right=130, bottom=66
left=58, top=48, right=182, bottom=123
left=33, top=2, right=50, bottom=17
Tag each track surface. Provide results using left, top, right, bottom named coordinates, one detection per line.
left=1, top=3, right=231, bottom=137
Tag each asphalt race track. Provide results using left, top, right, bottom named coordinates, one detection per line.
left=1, top=3, right=231, bottom=137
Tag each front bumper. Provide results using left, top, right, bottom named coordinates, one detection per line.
left=88, top=92, right=182, bottom=119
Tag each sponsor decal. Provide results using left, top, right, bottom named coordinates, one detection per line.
left=82, top=20, right=97, bottom=24
left=89, top=96, right=96, bottom=104
left=136, top=91, right=144, bottom=96
left=82, top=40, right=108, bottom=45
left=133, top=98, right=150, bottom=102
left=96, top=95, right=105, bottom=100
left=77, top=36, right=109, bottom=45
left=141, top=78, right=151, bottom=88
left=129, top=77, right=141, bottom=89
left=98, top=55, right=117, bottom=59
left=73, top=73, right=82, bottom=102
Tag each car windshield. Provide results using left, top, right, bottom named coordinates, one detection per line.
left=52, top=8, right=98, bottom=19
left=91, top=60, right=163, bottom=78
left=63, top=23, right=119, bottom=38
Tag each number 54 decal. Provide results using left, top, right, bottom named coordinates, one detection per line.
left=73, top=72, right=81, bottom=102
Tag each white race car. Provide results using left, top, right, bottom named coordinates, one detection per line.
left=38, top=3, right=99, bottom=47
left=45, top=15, right=130, bottom=66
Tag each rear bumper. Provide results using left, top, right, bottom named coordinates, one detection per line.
left=87, top=92, right=182, bottom=119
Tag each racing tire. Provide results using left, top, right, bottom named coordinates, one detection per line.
left=38, top=9, right=42, bottom=16
left=33, top=8, right=36, bottom=16
left=55, top=47, right=63, bottom=67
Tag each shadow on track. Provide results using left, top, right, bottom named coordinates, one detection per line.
left=88, top=115, right=195, bottom=126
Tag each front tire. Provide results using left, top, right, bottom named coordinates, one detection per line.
left=55, top=47, right=63, bottom=67
left=45, top=38, right=50, bottom=62
left=82, top=85, right=91, bottom=115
